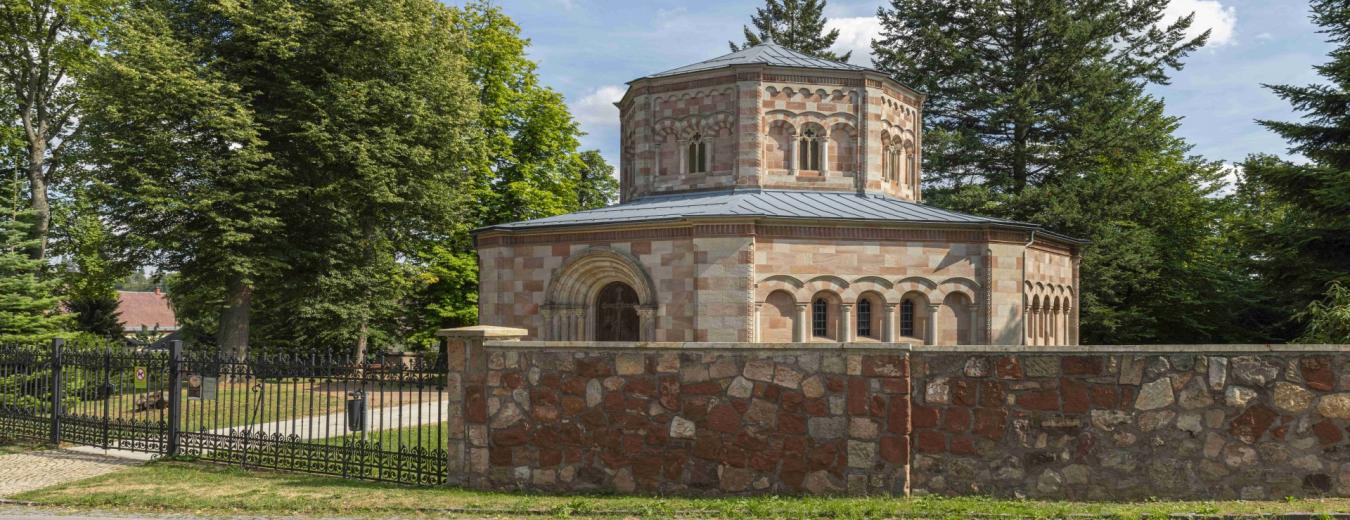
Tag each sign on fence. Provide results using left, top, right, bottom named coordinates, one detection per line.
left=133, top=366, right=148, bottom=390
left=186, top=374, right=216, bottom=400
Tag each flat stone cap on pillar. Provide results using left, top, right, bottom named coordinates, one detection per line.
left=436, top=325, right=529, bottom=340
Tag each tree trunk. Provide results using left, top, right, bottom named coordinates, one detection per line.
left=218, top=274, right=253, bottom=362
left=26, top=140, right=49, bottom=260
left=354, top=321, right=369, bottom=362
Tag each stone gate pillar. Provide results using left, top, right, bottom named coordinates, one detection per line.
left=438, top=325, right=528, bottom=488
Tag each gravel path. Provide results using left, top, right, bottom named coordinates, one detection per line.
left=0, top=449, right=144, bottom=498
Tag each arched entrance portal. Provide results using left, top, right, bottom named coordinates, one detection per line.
left=595, top=282, right=640, bottom=341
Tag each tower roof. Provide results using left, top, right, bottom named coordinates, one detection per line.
left=636, top=43, right=878, bottom=81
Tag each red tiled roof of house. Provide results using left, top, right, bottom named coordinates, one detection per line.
left=117, top=289, right=178, bottom=332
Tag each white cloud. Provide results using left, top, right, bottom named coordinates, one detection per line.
left=826, top=16, right=882, bottom=65
left=571, top=84, right=626, bottom=128
left=1163, top=0, right=1237, bottom=47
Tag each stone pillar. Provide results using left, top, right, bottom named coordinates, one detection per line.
left=969, top=306, right=980, bottom=346
left=883, top=303, right=899, bottom=342
left=678, top=140, right=688, bottom=174
left=926, top=304, right=941, bottom=345
left=820, top=136, right=830, bottom=175
left=437, top=325, right=528, bottom=489
left=839, top=303, right=854, bottom=342
left=794, top=303, right=809, bottom=342
left=637, top=307, right=657, bottom=342
left=788, top=135, right=797, bottom=175
left=573, top=308, right=587, bottom=341
left=754, top=303, right=763, bottom=342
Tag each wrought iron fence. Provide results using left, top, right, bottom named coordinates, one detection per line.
left=0, top=340, right=448, bottom=486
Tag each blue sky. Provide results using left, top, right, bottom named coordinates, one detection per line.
left=489, top=0, right=1335, bottom=173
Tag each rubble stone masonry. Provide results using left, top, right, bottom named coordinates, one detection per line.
left=442, top=328, right=1350, bottom=499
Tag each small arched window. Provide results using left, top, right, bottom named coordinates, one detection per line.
left=900, top=299, right=915, bottom=337
left=799, top=129, right=820, bottom=171
left=687, top=133, right=707, bottom=173
left=812, top=298, right=828, bottom=338
left=857, top=299, right=872, bottom=338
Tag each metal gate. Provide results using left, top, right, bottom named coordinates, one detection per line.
left=0, top=339, right=179, bottom=456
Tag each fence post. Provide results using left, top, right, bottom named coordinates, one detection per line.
left=166, top=340, right=183, bottom=456
left=49, top=338, right=63, bottom=446
left=436, top=326, right=527, bottom=488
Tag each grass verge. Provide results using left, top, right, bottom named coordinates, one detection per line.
left=13, top=461, right=1350, bottom=518
left=0, top=437, right=51, bottom=455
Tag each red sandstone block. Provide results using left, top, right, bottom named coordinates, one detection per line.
left=580, top=408, right=606, bottom=428
left=808, top=442, right=840, bottom=469
left=882, top=378, right=910, bottom=395
left=913, top=405, right=939, bottom=429
left=1301, top=356, right=1335, bottom=392
left=784, top=435, right=807, bottom=454
left=682, top=396, right=711, bottom=420
left=551, top=243, right=570, bottom=257
left=943, top=407, right=972, bottom=433
left=781, top=390, right=805, bottom=413
left=1018, top=389, right=1060, bottom=411
left=847, top=377, right=869, bottom=415
left=539, top=448, right=562, bottom=467
left=489, top=446, right=512, bottom=466
left=1061, top=356, right=1102, bottom=376
left=692, top=433, right=720, bottom=460
left=723, top=445, right=750, bottom=468
left=1314, top=420, right=1343, bottom=445
left=949, top=435, right=977, bottom=455
left=870, top=395, right=888, bottom=417
left=952, top=379, right=976, bottom=407
left=781, top=412, right=807, bottom=434
left=1119, top=387, right=1136, bottom=410
left=880, top=435, right=909, bottom=464
left=560, top=377, right=587, bottom=396
left=626, top=378, right=656, bottom=398
left=539, top=373, right=561, bottom=389
left=501, top=371, right=523, bottom=389
left=826, top=376, right=846, bottom=392
left=804, top=397, right=829, bottom=416
left=682, top=380, right=723, bottom=396
left=995, top=356, right=1023, bottom=379
left=659, top=377, right=680, bottom=411
left=664, top=449, right=688, bottom=480
left=492, top=425, right=529, bottom=447
left=709, top=403, right=742, bottom=433
left=1229, top=404, right=1278, bottom=444
left=465, top=385, right=487, bottom=423
left=1089, top=385, right=1119, bottom=408
left=1061, top=378, right=1090, bottom=413
left=887, top=399, right=910, bottom=433
left=780, top=458, right=807, bottom=488
left=978, top=380, right=1005, bottom=408
left=915, top=430, right=946, bottom=453
left=530, top=387, right=559, bottom=407
left=576, top=358, right=612, bottom=378
left=973, top=408, right=1007, bottom=440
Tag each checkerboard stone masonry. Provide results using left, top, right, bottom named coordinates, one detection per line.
left=441, top=328, right=1350, bottom=500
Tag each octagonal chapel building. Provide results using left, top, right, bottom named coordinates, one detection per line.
left=476, top=44, right=1084, bottom=346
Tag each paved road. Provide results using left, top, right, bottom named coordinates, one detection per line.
left=0, top=450, right=144, bottom=498
left=0, top=507, right=366, bottom=519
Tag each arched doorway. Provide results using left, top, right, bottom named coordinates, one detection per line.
left=595, top=282, right=639, bottom=341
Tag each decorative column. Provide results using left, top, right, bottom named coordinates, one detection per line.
left=573, top=308, right=588, bottom=341
left=819, top=134, right=830, bottom=176
left=969, top=306, right=980, bottom=346
left=637, top=307, right=657, bottom=342
left=754, top=303, right=763, bottom=343
left=794, top=303, right=809, bottom=342
left=883, top=303, right=899, bottom=342
left=539, top=307, right=553, bottom=340
left=839, top=303, right=854, bottom=342
left=926, top=303, right=942, bottom=345
left=787, top=134, right=797, bottom=175
left=677, top=140, right=688, bottom=174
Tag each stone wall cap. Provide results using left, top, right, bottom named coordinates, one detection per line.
left=435, top=325, right=530, bottom=339
left=915, top=344, right=1350, bottom=354
left=484, top=340, right=915, bottom=352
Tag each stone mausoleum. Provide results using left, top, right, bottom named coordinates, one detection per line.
left=476, top=44, right=1083, bottom=346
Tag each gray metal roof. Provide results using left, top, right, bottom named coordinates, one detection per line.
left=638, top=43, right=877, bottom=80
left=479, top=189, right=1085, bottom=243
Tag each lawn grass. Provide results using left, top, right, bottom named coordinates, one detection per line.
left=316, top=422, right=447, bottom=451
left=14, top=460, right=1350, bottom=519
left=0, top=437, right=51, bottom=455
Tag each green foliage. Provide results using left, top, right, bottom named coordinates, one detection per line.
left=1297, top=283, right=1350, bottom=344
left=730, top=0, right=849, bottom=62
left=1238, top=0, right=1350, bottom=340
left=54, top=191, right=127, bottom=338
left=873, top=0, right=1207, bottom=194
left=576, top=150, right=618, bottom=210
left=871, top=0, right=1264, bottom=343
left=0, top=209, right=65, bottom=342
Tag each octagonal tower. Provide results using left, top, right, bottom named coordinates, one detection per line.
left=617, top=44, right=924, bottom=203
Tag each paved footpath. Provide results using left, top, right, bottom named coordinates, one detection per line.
left=0, top=448, right=149, bottom=498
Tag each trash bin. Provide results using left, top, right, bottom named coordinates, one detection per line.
left=346, top=391, right=366, bottom=432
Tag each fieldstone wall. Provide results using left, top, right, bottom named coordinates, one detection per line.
left=460, top=342, right=911, bottom=495
left=909, top=346, right=1350, bottom=500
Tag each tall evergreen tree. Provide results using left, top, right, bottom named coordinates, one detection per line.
left=873, top=0, right=1207, bottom=194
left=0, top=190, right=64, bottom=342
left=730, top=0, right=849, bottom=62
left=870, top=0, right=1261, bottom=343
left=55, top=190, right=126, bottom=339
left=1239, top=0, right=1350, bottom=340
